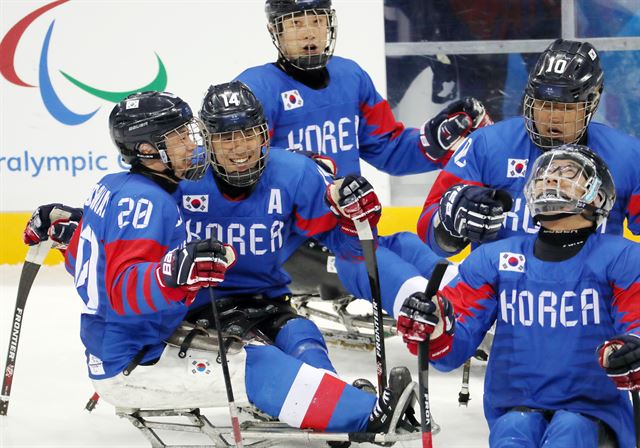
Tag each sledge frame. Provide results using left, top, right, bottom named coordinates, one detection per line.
left=116, top=381, right=437, bottom=447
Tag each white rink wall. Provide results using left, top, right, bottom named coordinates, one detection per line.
left=0, top=0, right=391, bottom=212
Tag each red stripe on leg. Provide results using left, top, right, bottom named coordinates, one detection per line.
left=300, top=373, right=347, bottom=431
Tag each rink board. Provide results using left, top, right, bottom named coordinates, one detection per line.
left=1, top=208, right=638, bottom=265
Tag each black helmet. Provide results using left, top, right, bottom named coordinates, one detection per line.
left=265, top=0, right=337, bottom=70
left=524, top=143, right=615, bottom=228
left=200, top=82, right=270, bottom=188
left=109, top=91, right=210, bottom=180
left=524, top=39, right=604, bottom=149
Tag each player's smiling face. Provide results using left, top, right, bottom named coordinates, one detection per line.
left=162, top=121, right=207, bottom=179
left=211, top=128, right=263, bottom=174
left=532, top=100, right=587, bottom=144
left=279, top=11, right=328, bottom=59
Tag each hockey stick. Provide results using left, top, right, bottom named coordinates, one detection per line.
left=85, top=392, right=100, bottom=412
left=458, top=359, right=471, bottom=406
left=418, top=260, right=449, bottom=448
left=353, top=218, right=387, bottom=394
left=632, top=390, right=640, bottom=448
left=208, top=287, right=243, bottom=448
left=1, top=240, right=53, bottom=416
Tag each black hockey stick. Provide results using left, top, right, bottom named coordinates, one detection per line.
left=1, top=240, right=53, bottom=415
left=208, top=287, right=243, bottom=448
left=418, top=260, right=450, bottom=448
left=84, top=392, right=100, bottom=412
left=458, top=359, right=471, bottom=406
left=632, top=390, right=640, bottom=448
left=353, top=219, right=387, bottom=394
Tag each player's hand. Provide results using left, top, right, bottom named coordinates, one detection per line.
left=23, top=203, right=83, bottom=250
left=597, top=334, right=640, bottom=391
left=420, top=97, right=493, bottom=161
left=438, top=184, right=512, bottom=243
left=299, top=151, right=338, bottom=176
left=326, top=175, right=381, bottom=235
left=158, top=239, right=237, bottom=305
left=397, top=291, right=455, bottom=360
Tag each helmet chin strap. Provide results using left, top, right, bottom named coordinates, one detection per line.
left=534, top=208, right=598, bottom=225
left=534, top=212, right=576, bottom=223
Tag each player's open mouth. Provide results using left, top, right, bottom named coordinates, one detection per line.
left=303, top=44, right=319, bottom=54
left=231, top=157, right=250, bottom=164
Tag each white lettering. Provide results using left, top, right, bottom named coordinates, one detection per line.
left=560, top=291, right=578, bottom=327
left=499, top=288, right=601, bottom=328
left=538, top=291, right=557, bottom=328
left=268, top=189, right=283, bottom=214
left=338, top=117, right=353, bottom=151
left=518, top=291, right=534, bottom=326
left=581, top=288, right=600, bottom=325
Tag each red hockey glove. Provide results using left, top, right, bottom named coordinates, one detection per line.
left=597, top=334, right=640, bottom=391
left=420, top=97, right=493, bottom=161
left=299, top=151, right=338, bottom=176
left=23, top=203, right=83, bottom=250
left=157, top=239, right=236, bottom=305
left=325, top=175, right=381, bottom=235
left=397, top=291, right=455, bottom=360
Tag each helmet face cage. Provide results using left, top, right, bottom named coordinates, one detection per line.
left=523, top=96, right=599, bottom=149
left=269, top=8, right=337, bottom=70
left=155, top=117, right=210, bottom=181
left=210, top=123, right=270, bottom=187
left=523, top=39, right=603, bottom=150
left=524, top=146, right=613, bottom=226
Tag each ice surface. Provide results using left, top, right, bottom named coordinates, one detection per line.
left=0, top=265, right=489, bottom=447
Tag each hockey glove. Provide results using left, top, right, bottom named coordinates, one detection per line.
left=419, top=97, right=493, bottom=161
left=157, top=239, right=237, bottom=305
left=397, top=291, right=455, bottom=360
left=597, top=334, right=640, bottom=391
left=23, top=203, right=83, bottom=250
left=326, top=175, right=381, bottom=235
left=438, top=184, right=512, bottom=243
left=299, top=151, right=338, bottom=176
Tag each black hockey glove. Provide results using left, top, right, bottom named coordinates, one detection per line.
left=598, top=334, right=640, bottom=391
left=23, top=203, right=83, bottom=250
left=397, top=291, right=455, bottom=360
left=325, top=175, right=381, bottom=235
left=438, top=184, right=512, bottom=243
left=419, top=97, right=493, bottom=161
left=157, top=239, right=236, bottom=304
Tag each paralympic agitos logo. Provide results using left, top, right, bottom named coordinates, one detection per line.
left=0, top=0, right=167, bottom=125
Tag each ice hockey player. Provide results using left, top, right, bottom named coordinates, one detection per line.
left=418, top=38, right=640, bottom=257
left=23, top=91, right=243, bottom=407
left=399, top=144, right=639, bottom=447
left=174, top=80, right=418, bottom=434
left=234, top=0, right=487, bottom=320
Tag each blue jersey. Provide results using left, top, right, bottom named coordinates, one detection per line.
left=177, top=148, right=362, bottom=305
left=64, top=172, right=189, bottom=379
left=235, top=56, right=441, bottom=177
left=418, top=118, right=640, bottom=256
left=433, top=233, right=640, bottom=447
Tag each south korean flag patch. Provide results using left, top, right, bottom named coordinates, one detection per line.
left=507, top=158, right=528, bottom=178
left=182, top=195, right=208, bottom=212
left=499, top=252, right=526, bottom=273
left=190, top=359, right=212, bottom=375
left=281, top=89, right=304, bottom=111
